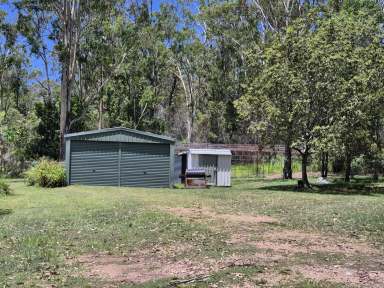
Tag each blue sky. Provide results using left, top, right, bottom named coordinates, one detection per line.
left=1, top=1, right=56, bottom=83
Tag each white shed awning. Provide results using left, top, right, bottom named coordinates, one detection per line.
left=188, top=148, right=232, bottom=156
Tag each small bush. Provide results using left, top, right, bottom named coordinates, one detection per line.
left=0, top=179, right=11, bottom=196
left=25, top=159, right=66, bottom=188
left=173, top=183, right=185, bottom=189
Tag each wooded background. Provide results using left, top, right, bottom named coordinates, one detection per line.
left=0, top=0, right=383, bottom=185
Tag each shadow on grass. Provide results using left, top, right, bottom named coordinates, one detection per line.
left=0, top=208, right=12, bottom=216
left=257, top=182, right=384, bottom=196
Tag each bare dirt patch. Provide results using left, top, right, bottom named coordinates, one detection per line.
left=229, top=228, right=378, bottom=257
left=167, top=207, right=279, bottom=225
left=75, top=207, right=383, bottom=287
left=225, top=228, right=384, bottom=287
left=75, top=239, right=383, bottom=287
left=262, top=229, right=378, bottom=256
left=78, top=253, right=207, bottom=283
left=76, top=245, right=266, bottom=285
left=296, top=265, right=384, bottom=288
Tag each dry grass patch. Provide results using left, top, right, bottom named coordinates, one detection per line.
left=166, top=207, right=279, bottom=225
left=76, top=249, right=269, bottom=285
left=259, top=229, right=378, bottom=256
left=78, top=252, right=208, bottom=284
left=296, top=265, right=384, bottom=288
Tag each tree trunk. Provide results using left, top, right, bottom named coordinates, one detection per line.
left=301, top=152, right=310, bottom=187
left=186, top=116, right=192, bottom=143
left=345, top=155, right=352, bottom=182
left=175, top=63, right=194, bottom=143
left=321, top=152, right=328, bottom=178
left=283, top=143, right=292, bottom=179
left=58, top=0, right=79, bottom=160
left=372, top=158, right=379, bottom=181
left=98, top=97, right=103, bottom=130
left=59, top=64, right=70, bottom=161
left=373, top=171, right=379, bottom=181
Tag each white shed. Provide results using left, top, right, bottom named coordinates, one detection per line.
left=181, top=148, right=232, bottom=187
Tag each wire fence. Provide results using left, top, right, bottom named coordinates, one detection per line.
left=176, top=143, right=302, bottom=179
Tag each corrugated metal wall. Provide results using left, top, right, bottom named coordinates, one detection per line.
left=70, top=141, right=119, bottom=186
left=72, top=130, right=170, bottom=144
left=198, top=155, right=218, bottom=186
left=69, top=141, right=170, bottom=187
left=187, top=152, right=231, bottom=187
left=174, top=155, right=182, bottom=184
left=217, top=155, right=231, bottom=186
left=120, top=143, right=170, bottom=187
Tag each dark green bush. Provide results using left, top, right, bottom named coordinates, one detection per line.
left=0, top=179, right=11, bottom=196
left=25, top=159, right=66, bottom=188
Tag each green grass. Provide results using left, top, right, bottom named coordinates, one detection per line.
left=0, top=178, right=383, bottom=287
left=232, top=156, right=302, bottom=178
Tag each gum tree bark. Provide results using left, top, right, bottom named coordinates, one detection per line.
left=283, top=143, right=293, bottom=179
left=59, top=0, right=80, bottom=160
left=321, top=152, right=328, bottom=178
left=344, top=154, right=352, bottom=182
left=301, top=151, right=310, bottom=187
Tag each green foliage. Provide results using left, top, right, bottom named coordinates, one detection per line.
left=0, top=179, right=11, bottom=196
left=30, top=101, right=60, bottom=160
left=25, top=159, right=66, bottom=188
left=351, top=155, right=367, bottom=175
left=0, top=108, right=39, bottom=176
left=0, top=108, right=39, bottom=161
left=172, top=183, right=185, bottom=189
left=237, top=2, right=384, bottom=183
left=2, top=0, right=384, bottom=181
left=232, top=156, right=302, bottom=178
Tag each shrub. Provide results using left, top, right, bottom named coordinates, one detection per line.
left=25, top=159, right=66, bottom=188
left=0, top=179, right=11, bottom=196
left=173, top=183, right=185, bottom=189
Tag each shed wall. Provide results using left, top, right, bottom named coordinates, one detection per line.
left=70, top=141, right=120, bottom=186
left=217, top=155, right=231, bottom=187
left=120, top=143, right=170, bottom=187
left=186, top=152, right=232, bottom=187
left=68, top=140, right=172, bottom=187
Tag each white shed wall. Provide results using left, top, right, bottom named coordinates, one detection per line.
left=186, top=149, right=232, bottom=187
left=217, top=155, right=231, bottom=186
left=190, top=154, right=199, bottom=168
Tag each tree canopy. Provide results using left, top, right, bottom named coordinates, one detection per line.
left=0, top=0, right=382, bottom=182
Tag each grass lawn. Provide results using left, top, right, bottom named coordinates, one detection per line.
left=1, top=178, right=384, bottom=287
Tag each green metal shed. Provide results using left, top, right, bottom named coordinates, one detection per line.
left=64, top=127, right=175, bottom=187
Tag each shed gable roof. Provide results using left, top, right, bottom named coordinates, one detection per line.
left=64, top=127, right=175, bottom=144
left=189, top=149, right=232, bottom=156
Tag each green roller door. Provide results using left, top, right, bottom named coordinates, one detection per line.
left=120, top=143, right=170, bottom=187
left=69, top=141, right=170, bottom=187
left=70, top=141, right=119, bottom=186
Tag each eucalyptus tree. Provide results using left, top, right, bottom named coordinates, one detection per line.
left=238, top=0, right=384, bottom=185
left=328, top=2, right=384, bottom=181
left=103, top=1, right=182, bottom=134
left=235, top=15, right=321, bottom=186
left=15, top=0, right=126, bottom=159
left=0, top=9, right=33, bottom=119
left=248, top=0, right=326, bottom=178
